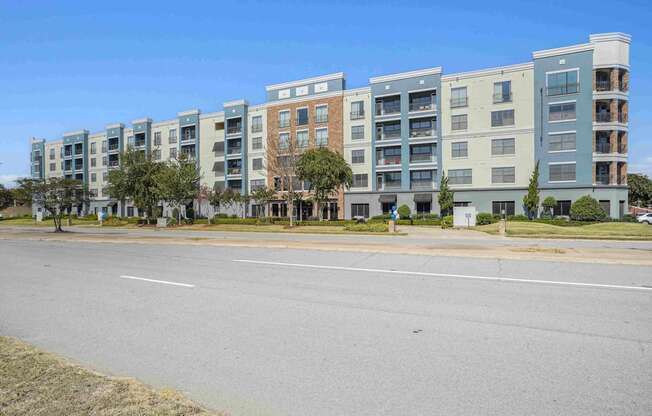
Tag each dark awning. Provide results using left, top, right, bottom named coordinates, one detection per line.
left=378, top=194, right=397, bottom=203
left=414, top=193, right=432, bottom=202
left=212, top=161, right=224, bottom=173
left=212, top=141, right=224, bottom=152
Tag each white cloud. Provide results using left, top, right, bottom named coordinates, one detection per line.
left=628, top=157, right=652, bottom=177
left=0, top=174, right=27, bottom=188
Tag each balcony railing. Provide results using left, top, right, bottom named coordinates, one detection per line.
left=595, top=79, right=611, bottom=91
left=411, top=181, right=435, bottom=190
left=376, top=182, right=401, bottom=191
left=227, top=168, right=242, bottom=175
left=350, top=111, right=365, bottom=120
left=409, top=102, right=435, bottom=112
left=376, top=156, right=401, bottom=166
left=409, top=128, right=435, bottom=138
left=375, top=102, right=401, bottom=116
left=227, top=126, right=242, bottom=135
left=181, top=134, right=196, bottom=142
left=377, top=131, right=401, bottom=141
left=134, top=140, right=146, bottom=148
left=596, top=112, right=612, bottom=122
left=492, top=93, right=512, bottom=103
left=595, top=143, right=611, bottom=153
left=546, top=83, right=580, bottom=96
left=108, top=161, right=119, bottom=168
left=450, top=97, right=468, bottom=108
left=64, top=152, right=73, bottom=158
left=595, top=174, right=611, bottom=185
left=410, top=153, right=435, bottom=163
left=108, top=143, right=119, bottom=151
left=227, top=147, right=242, bottom=155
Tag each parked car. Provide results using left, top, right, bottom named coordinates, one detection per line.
left=636, top=213, right=652, bottom=225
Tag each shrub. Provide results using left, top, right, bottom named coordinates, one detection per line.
left=194, top=218, right=209, bottom=224
left=172, top=208, right=180, bottom=221
left=344, top=223, right=388, bottom=233
left=570, top=195, right=607, bottom=221
left=508, top=214, right=529, bottom=222
left=371, top=214, right=391, bottom=221
left=621, top=214, right=637, bottom=223
left=213, top=217, right=258, bottom=225
left=82, top=214, right=97, bottom=221
left=167, top=217, right=178, bottom=226
left=397, top=204, right=411, bottom=219
left=215, top=213, right=229, bottom=218
left=411, top=219, right=440, bottom=226
left=542, top=196, right=557, bottom=217
left=186, top=207, right=195, bottom=219
left=126, top=216, right=141, bottom=224
left=102, top=216, right=128, bottom=226
left=476, top=212, right=495, bottom=225
left=441, top=215, right=453, bottom=228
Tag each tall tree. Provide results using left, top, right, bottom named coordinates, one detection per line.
left=296, top=147, right=352, bottom=220
left=106, top=149, right=164, bottom=224
left=155, top=155, right=201, bottom=224
left=0, top=184, right=13, bottom=211
left=15, top=178, right=88, bottom=232
left=266, top=129, right=302, bottom=226
left=438, top=174, right=454, bottom=216
left=628, top=173, right=652, bottom=207
left=523, top=161, right=540, bottom=219
left=207, top=187, right=223, bottom=223
left=250, top=187, right=275, bottom=219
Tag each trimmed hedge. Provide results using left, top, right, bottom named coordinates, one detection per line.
left=570, top=195, right=607, bottom=221
left=476, top=212, right=495, bottom=225
left=344, top=223, right=388, bottom=233
left=441, top=215, right=453, bottom=228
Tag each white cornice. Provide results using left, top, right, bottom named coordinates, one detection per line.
left=199, top=111, right=224, bottom=120
left=265, top=72, right=345, bottom=91
left=63, top=129, right=89, bottom=137
left=589, top=32, right=631, bottom=44
left=223, top=99, right=248, bottom=107
left=532, top=43, right=594, bottom=59
left=265, top=90, right=343, bottom=107
left=441, top=62, right=533, bottom=81
left=131, top=117, right=152, bottom=125
left=343, top=86, right=371, bottom=96
left=105, top=123, right=124, bottom=130
left=152, top=118, right=179, bottom=127
left=369, top=67, right=442, bottom=84
left=177, top=109, right=200, bottom=117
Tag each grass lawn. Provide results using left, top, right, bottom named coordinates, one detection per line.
left=0, top=336, right=224, bottom=415
left=475, top=221, right=652, bottom=240
left=177, top=223, right=395, bottom=235
left=0, top=217, right=100, bottom=227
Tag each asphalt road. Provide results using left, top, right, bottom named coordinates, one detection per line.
left=1, top=237, right=651, bottom=415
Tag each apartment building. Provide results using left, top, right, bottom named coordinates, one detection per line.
left=30, top=32, right=630, bottom=219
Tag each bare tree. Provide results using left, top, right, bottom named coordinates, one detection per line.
left=266, top=132, right=303, bottom=227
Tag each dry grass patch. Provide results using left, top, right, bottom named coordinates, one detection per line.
left=475, top=221, right=652, bottom=240
left=0, top=336, right=226, bottom=416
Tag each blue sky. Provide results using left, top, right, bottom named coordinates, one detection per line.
left=1, top=0, right=650, bottom=185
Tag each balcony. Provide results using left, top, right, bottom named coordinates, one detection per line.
left=618, top=142, right=628, bottom=154
left=376, top=130, right=401, bottom=141
left=350, top=111, right=365, bottom=120
left=227, top=147, right=242, bottom=155
left=108, top=142, right=120, bottom=152
left=375, top=98, right=401, bottom=116
left=595, top=112, right=612, bottom=123
left=227, top=167, right=242, bottom=175
left=181, top=133, right=196, bottom=142
left=376, top=156, right=402, bottom=166
left=376, top=181, right=401, bottom=191
left=409, top=100, right=436, bottom=112
left=411, top=180, right=435, bottom=190
left=227, top=126, right=242, bottom=135
left=595, top=173, right=611, bottom=185
left=409, top=127, right=435, bottom=138
left=493, top=92, right=512, bottom=103
left=410, top=153, right=435, bottom=163
left=595, top=142, right=611, bottom=154
left=595, top=79, right=611, bottom=92
left=108, top=161, right=119, bottom=168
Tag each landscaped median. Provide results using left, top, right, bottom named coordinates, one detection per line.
left=0, top=336, right=224, bottom=416
left=475, top=221, right=652, bottom=240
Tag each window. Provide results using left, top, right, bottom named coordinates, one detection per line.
left=351, top=101, right=364, bottom=119
left=89, top=189, right=98, bottom=198
left=49, top=148, right=55, bottom=160
left=351, top=125, right=365, bottom=140
left=409, top=90, right=436, bottom=112
left=492, top=201, right=515, bottom=216
left=90, top=158, right=96, bottom=167
left=102, top=156, right=107, bottom=166
left=351, top=203, right=369, bottom=218
left=127, top=207, right=134, bottom=217
left=91, top=173, right=97, bottom=182
left=492, top=167, right=515, bottom=184
left=451, top=114, right=468, bottom=130
left=492, top=138, right=515, bottom=155
left=154, top=131, right=162, bottom=146
left=451, top=142, right=468, bottom=158
left=316, top=128, right=328, bottom=146
left=549, top=163, right=576, bottom=182
left=251, top=116, right=263, bottom=133
left=599, top=200, right=611, bottom=216
left=296, top=130, right=308, bottom=148
left=252, top=158, right=263, bottom=170
left=296, top=108, right=308, bottom=126
left=252, top=137, right=263, bottom=150
left=549, top=102, right=576, bottom=121
left=549, top=133, right=576, bottom=151
left=49, top=163, right=56, bottom=171
left=352, top=174, right=368, bottom=188
left=351, top=150, right=365, bottom=164
left=279, top=132, right=290, bottom=149
left=279, top=110, right=290, bottom=128
left=448, top=169, right=472, bottom=185
left=170, top=148, right=178, bottom=159
left=90, top=142, right=96, bottom=154
left=168, top=129, right=177, bottom=144
left=547, top=70, right=579, bottom=96
left=410, top=144, right=434, bottom=162
left=491, top=110, right=515, bottom=127
left=450, top=87, right=467, bottom=107
left=416, top=202, right=431, bottom=214
left=315, top=105, right=328, bottom=123
left=101, top=140, right=107, bottom=153
left=250, top=179, right=265, bottom=190
left=153, top=149, right=161, bottom=160
left=102, top=172, right=108, bottom=182
left=410, top=170, right=434, bottom=188
left=454, top=201, right=470, bottom=207
left=554, top=200, right=571, bottom=216
left=493, top=81, right=511, bottom=103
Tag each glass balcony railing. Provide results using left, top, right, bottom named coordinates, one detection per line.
left=409, top=101, right=436, bottom=112
left=376, top=182, right=402, bottom=191
left=376, top=156, right=401, bottom=166
left=409, top=128, right=435, bottom=138
left=595, top=174, right=611, bottom=185
left=596, top=112, right=612, bottom=122
left=377, top=130, right=401, bottom=141
left=547, top=83, right=580, bottom=96
left=595, top=79, right=611, bottom=91
left=227, top=167, right=242, bottom=175
left=409, top=153, right=435, bottom=163
left=375, top=102, right=401, bottom=116
left=227, top=147, right=242, bottom=155
left=595, top=143, right=611, bottom=153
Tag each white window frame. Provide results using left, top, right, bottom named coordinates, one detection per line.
left=548, top=161, right=577, bottom=183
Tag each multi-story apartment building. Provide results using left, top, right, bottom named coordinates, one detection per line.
left=30, top=33, right=630, bottom=219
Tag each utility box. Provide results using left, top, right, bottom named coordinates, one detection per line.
left=453, top=206, right=477, bottom=228
left=156, top=217, right=168, bottom=228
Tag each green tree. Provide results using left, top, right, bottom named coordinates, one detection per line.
left=523, top=161, right=540, bottom=219
left=250, top=187, right=275, bottom=219
left=438, top=174, right=454, bottom=216
left=219, top=187, right=237, bottom=215
left=542, top=196, right=557, bottom=218
left=627, top=173, right=652, bottom=207
left=0, top=184, right=13, bottom=211
left=234, top=193, right=250, bottom=218
left=296, top=148, right=352, bottom=220
left=155, top=155, right=201, bottom=224
left=397, top=204, right=411, bottom=219
left=106, top=149, right=164, bottom=224
left=15, top=177, right=88, bottom=232
left=207, top=187, right=223, bottom=223
left=570, top=195, right=607, bottom=221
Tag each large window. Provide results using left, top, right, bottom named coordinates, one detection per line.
left=549, top=132, right=576, bottom=151
left=250, top=179, right=265, bottom=191
left=448, top=169, right=472, bottom=185
left=351, top=101, right=364, bottom=119
left=316, top=128, right=328, bottom=146
left=279, top=132, right=290, bottom=149
left=547, top=70, right=579, bottom=96
left=451, top=114, right=468, bottom=131
left=549, top=163, right=576, bottom=182
left=296, top=108, right=308, bottom=126
left=168, top=129, right=177, bottom=144
left=492, top=201, right=515, bottom=216
left=252, top=137, right=263, bottom=150
left=297, top=130, right=308, bottom=148
left=451, top=142, right=468, bottom=158
left=491, top=138, right=515, bottom=155
left=351, top=125, right=365, bottom=141
left=279, top=110, right=290, bottom=128
left=451, top=87, right=468, bottom=107
left=154, top=131, right=162, bottom=146
left=352, top=174, right=368, bottom=188
left=549, top=102, right=576, bottom=121
left=315, top=105, right=328, bottom=123
left=90, top=142, right=96, bottom=154
left=554, top=200, right=571, bottom=216
left=491, top=167, right=515, bottom=184
left=416, top=201, right=431, bottom=214
left=491, top=110, right=515, bottom=127
left=251, top=116, right=263, bottom=133
left=351, top=203, right=369, bottom=218
left=49, top=148, right=56, bottom=159
left=153, top=149, right=161, bottom=160
left=493, top=81, right=511, bottom=103
left=252, top=158, right=263, bottom=170
left=410, top=170, right=434, bottom=189
left=351, top=149, right=365, bottom=164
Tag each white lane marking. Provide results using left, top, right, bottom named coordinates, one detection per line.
left=233, top=259, right=652, bottom=292
left=119, top=275, right=195, bottom=288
